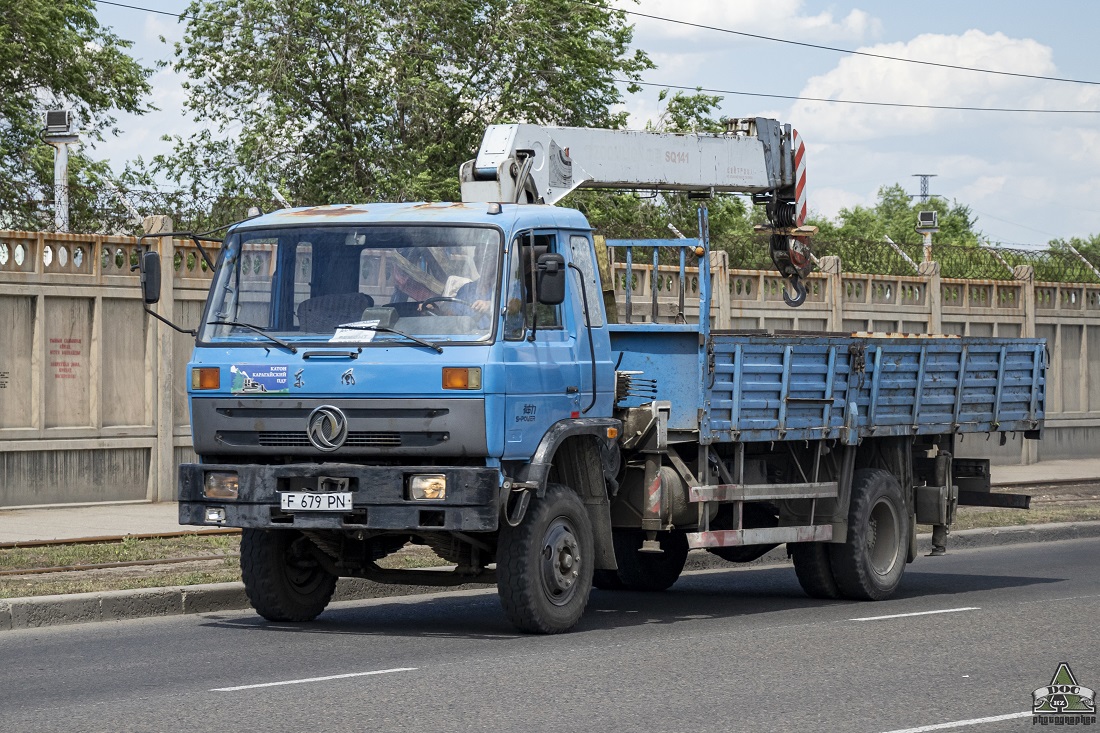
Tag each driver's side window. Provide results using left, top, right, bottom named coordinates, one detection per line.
left=503, top=232, right=562, bottom=340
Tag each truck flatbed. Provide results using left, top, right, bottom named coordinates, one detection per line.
left=610, top=326, right=1046, bottom=444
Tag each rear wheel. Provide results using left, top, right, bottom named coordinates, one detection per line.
left=613, top=529, right=689, bottom=592
left=829, top=468, right=910, bottom=601
left=496, top=484, right=594, bottom=634
left=240, top=529, right=337, bottom=622
left=592, top=569, right=626, bottom=590
left=790, top=542, right=841, bottom=599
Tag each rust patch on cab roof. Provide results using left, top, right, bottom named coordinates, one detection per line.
left=286, top=205, right=371, bottom=217
left=411, top=202, right=472, bottom=209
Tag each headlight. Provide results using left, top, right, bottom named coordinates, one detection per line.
left=203, top=471, right=239, bottom=499
left=408, top=474, right=446, bottom=501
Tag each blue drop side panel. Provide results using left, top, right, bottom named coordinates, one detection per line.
left=609, top=328, right=1046, bottom=444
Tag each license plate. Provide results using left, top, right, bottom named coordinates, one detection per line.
left=279, top=492, right=352, bottom=512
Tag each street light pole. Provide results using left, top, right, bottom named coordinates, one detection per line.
left=42, top=110, right=79, bottom=233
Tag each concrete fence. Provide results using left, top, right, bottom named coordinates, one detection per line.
left=0, top=223, right=213, bottom=507
left=0, top=228, right=1097, bottom=507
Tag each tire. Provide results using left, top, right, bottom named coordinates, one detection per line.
left=828, top=468, right=910, bottom=601
left=790, top=542, right=841, bottom=599
left=496, top=483, right=595, bottom=634
left=240, top=529, right=338, bottom=622
left=592, top=569, right=626, bottom=591
left=613, top=529, right=689, bottom=592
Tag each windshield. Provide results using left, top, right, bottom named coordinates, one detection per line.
left=199, top=225, right=502, bottom=346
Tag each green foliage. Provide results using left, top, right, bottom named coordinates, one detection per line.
left=153, top=0, right=652, bottom=213
left=1050, top=234, right=1100, bottom=267
left=827, top=184, right=981, bottom=247
left=0, top=0, right=152, bottom=230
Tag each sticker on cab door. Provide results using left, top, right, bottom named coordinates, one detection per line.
left=230, top=365, right=289, bottom=394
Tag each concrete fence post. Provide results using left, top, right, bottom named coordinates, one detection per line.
left=144, top=215, right=176, bottom=502
left=919, top=260, right=942, bottom=334
left=1014, top=265, right=1036, bottom=339
left=1014, top=265, right=1039, bottom=465
left=818, top=255, right=843, bottom=331
left=710, top=250, right=731, bottom=328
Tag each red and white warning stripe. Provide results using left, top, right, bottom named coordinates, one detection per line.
left=792, top=129, right=807, bottom=227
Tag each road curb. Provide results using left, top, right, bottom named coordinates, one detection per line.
left=2, top=520, right=1098, bottom=632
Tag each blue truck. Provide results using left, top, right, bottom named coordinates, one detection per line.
left=138, top=122, right=1045, bottom=633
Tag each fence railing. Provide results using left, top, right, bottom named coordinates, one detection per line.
left=2, top=226, right=1098, bottom=506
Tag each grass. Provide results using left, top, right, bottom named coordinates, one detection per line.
left=0, top=534, right=239, bottom=572
left=1, top=502, right=1096, bottom=598
left=952, top=505, right=1100, bottom=531
left=0, top=535, right=446, bottom=599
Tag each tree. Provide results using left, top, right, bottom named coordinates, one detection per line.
left=0, top=0, right=152, bottom=230
left=153, top=0, right=652, bottom=212
left=820, top=184, right=981, bottom=247
left=1050, top=234, right=1100, bottom=263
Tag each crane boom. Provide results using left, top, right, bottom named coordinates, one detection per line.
left=459, top=119, right=814, bottom=306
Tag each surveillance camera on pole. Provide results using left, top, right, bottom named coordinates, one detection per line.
left=916, top=210, right=939, bottom=263
left=42, top=110, right=80, bottom=232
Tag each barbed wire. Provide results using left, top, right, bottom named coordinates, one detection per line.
left=2, top=183, right=277, bottom=235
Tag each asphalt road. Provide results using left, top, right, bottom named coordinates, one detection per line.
left=2, top=538, right=1097, bottom=733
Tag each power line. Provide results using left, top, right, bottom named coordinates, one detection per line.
left=95, top=0, right=1100, bottom=115
left=621, top=79, right=1100, bottom=114
left=574, top=0, right=1100, bottom=86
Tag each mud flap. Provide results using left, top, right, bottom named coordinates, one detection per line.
left=586, top=498, right=618, bottom=571
left=907, top=512, right=918, bottom=563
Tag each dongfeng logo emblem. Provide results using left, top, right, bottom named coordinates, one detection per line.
left=307, top=405, right=348, bottom=452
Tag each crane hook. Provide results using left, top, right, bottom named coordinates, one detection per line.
left=783, top=276, right=808, bottom=307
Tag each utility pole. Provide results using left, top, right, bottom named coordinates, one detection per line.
left=916, top=211, right=939, bottom=263
left=912, top=173, right=938, bottom=203
left=42, top=110, right=79, bottom=232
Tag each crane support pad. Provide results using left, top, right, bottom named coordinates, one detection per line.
left=956, top=490, right=1031, bottom=510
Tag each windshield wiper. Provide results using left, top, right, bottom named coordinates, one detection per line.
left=209, top=320, right=298, bottom=353
left=333, top=323, right=443, bottom=353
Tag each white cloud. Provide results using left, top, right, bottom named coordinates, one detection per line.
left=768, top=30, right=1100, bottom=241
left=619, top=0, right=881, bottom=45
left=790, top=31, right=1068, bottom=142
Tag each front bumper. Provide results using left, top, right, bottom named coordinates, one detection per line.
left=179, top=463, right=499, bottom=532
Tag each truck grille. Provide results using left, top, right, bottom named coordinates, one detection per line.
left=257, top=431, right=402, bottom=447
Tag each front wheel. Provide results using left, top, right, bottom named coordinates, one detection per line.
left=240, top=529, right=338, bottom=622
left=496, top=484, right=594, bottom=634
left=828, top=468, right=910, bottom=601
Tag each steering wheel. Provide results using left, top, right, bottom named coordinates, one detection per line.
left=419, top=296, right=477, bottom=315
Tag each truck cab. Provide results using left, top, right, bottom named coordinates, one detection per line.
left=176, top=201, right=621, bottom=631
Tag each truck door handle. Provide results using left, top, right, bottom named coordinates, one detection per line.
left=566, top=386, right=579, bottom=394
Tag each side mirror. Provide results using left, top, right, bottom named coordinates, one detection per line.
left=536, top=253, right=566, bottom=305
left=140, top=251, right=161, bottom=305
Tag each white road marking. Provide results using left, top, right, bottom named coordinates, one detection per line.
left=850, top=606, right=979, bottom=622
left=878, top=711, right=1031, bottom=733
left=212, top=667, right=417, bottom=692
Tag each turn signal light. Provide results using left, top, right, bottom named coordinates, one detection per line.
left=191, top=367, right=220, bottom=390
left=442, top=367, right=481, bottom=390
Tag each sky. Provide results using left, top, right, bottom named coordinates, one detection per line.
left=90, top=0, right=1100, bottom=247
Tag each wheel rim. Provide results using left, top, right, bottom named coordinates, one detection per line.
left=867, top=497, right=901, bottom=577
left=540, top=516, right=582, bottom=607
